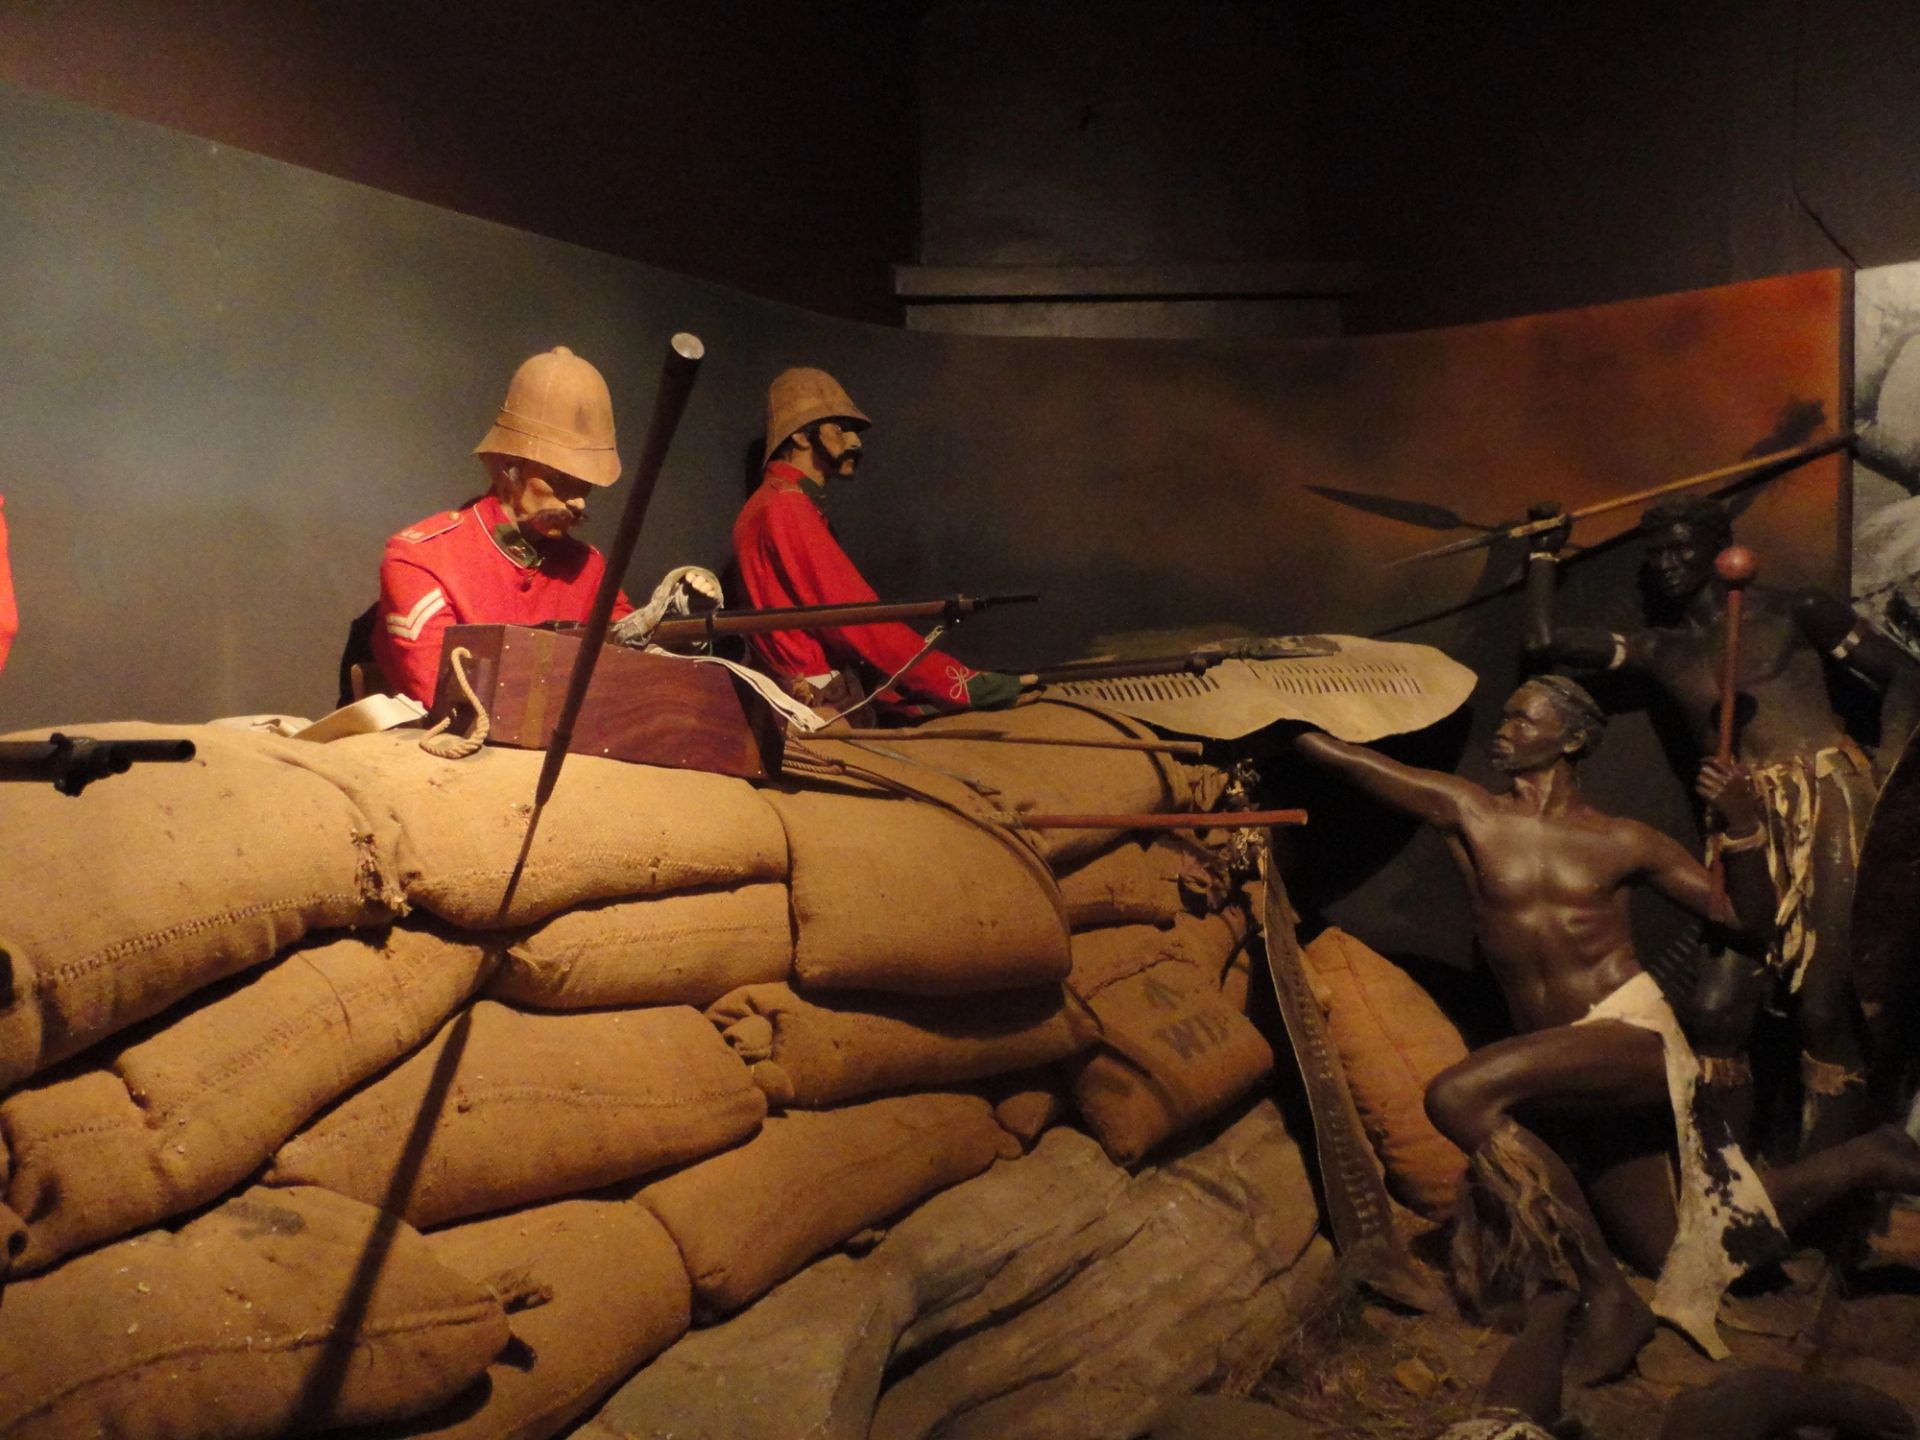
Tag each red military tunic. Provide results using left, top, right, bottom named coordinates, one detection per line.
left=732, top=462, right=982, bottom=709
left=374, top=493, right=632, bottom=706
left=0, top=494, right=15, bottom=675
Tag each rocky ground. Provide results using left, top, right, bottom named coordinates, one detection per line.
left=1149, top=1210, right=1920, bottom=1439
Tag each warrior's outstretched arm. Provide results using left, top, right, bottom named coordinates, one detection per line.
left=1517, top=501, right=1643, bottom=676
left=1293, top=731, right=1480, bottom=831
left=1791, top=589, right=1917, bottom=690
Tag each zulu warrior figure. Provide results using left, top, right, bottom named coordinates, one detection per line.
left=1524, top=496, right=1915, bottom=1154
left=731, top=367, right=1021, bottom=717
left=1297, top=677, right=1920, bottom=1378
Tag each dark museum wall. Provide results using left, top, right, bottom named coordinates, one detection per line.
left=1297, top=0, right=1920, bottom=335
left=6, top=0, right=1918, bottom=335
left=0, top=0, right=921, bottom=326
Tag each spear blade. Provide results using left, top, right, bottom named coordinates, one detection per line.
left=1305, top=483, right=1494, bottom=534
left=1382, top=434, right=1852, bottom=569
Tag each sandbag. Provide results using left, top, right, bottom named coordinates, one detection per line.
left=0, top=925, right=493, bottom=1277
left=1068, top=912, right=1274, bottom=1166
left=0, top=1184, right=508, bottom=1440
left=1056, top=834, right=1229, bottom=929
left=0, top=722, right=405, bottom=1093
left=330, top=731, right=788, bottom=928
left=988, top=1073, right=1072, bottom=1150
left=267, top=1002, right=765, bottom=1227
left=1068, top=907, right=1254, bottom=995
left=706, top=982, right=1096, bottom=1108
left=1303, top=926, right=1469, bottom=1220
left=767, top=789, right=1069, bottom=996
left=376, top=1199, right=692, bottom=1440
left=636, top=1093, right=1018, bottom=1316
left=790, top=699, right=1192, bottom=866
left=492, top=884, right=792, bottom=1010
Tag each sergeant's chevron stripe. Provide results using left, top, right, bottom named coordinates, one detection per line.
left=385, top=589, right=447, bottom=642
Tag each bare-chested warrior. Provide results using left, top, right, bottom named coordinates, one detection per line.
left=1525, top=497, right=1915, bottom=1153
left=1297, top=676, right=1920, bottom=1381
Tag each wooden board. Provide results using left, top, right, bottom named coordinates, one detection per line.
left=427, top=624, right=783, bottom=780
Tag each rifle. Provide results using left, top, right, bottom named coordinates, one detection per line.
left=1020, top=635, right=1336, bottom=687
left=0, top=734, right=197, bottom=796
left=641, top=592, right=1038, bottom=649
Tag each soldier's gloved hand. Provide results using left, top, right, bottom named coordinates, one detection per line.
left=1526, top=500, right=1573, bottom=556
left=963, top=671, right=1024, bottom=710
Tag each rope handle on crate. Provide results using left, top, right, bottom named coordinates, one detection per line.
left=419, top=647, right=491, bottom=759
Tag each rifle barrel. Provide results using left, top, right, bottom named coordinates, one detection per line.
left=1023, top=652, right=1222, bottom=686
left=0, top=735, right=197, bottom=795
left=0, top=737, right=197, bottom=765
left=649, top=592, right=1037, bottom=645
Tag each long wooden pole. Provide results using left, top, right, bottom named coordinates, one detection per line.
left=494, top=332, right=705, bottom=921
left=1708, top=544, right=1757, bottom=911
left=818, top=728, right=1204, bottom=757
left=1005, top=808, right=1307, bottom=830
left=1385, top=434, right=1850, bottom=567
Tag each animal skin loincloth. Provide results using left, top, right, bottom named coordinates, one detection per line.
left=1711, top=745, right=1874, bottom=992
left=1578, top=972, right=1785, bottom=1358
left=1451, top=973, right=1785, bottom=1359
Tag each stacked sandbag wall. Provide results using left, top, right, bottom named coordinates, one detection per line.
left=0, top=702, right=1292, bottom=1439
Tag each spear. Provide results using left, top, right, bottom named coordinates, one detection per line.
left=493, top=332, right=705, bottom=922
left=1382, top=434, right=1852, bottom=568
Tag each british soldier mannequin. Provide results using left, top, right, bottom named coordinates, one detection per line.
left=731, top=367, right=1021, bottom=717
left=372, top=347, right=632, bottom=707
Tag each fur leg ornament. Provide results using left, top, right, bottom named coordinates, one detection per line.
left=1449, top=1120, right=1585, bottom=1318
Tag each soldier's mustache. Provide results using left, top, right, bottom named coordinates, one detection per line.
left=531, top=505, right=579, bottom=529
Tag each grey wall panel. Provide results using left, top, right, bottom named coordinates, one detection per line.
left=0, top=82, right=868, bottom=726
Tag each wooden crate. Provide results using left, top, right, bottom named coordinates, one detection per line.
left=427, top=624, right=783, bottom=780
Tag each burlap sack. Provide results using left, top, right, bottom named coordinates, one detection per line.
left=381, top=1199, right=692, bottom=1440
left=636, top=1093, right=1018, bottom=1316
left=789, top=699, right=1192, bottom=866
left=0, top=925, right=493, bottom=1277
left=0, top=1184, right=508, bottom=1440
left=767, top=789, right=1069, bottom=996
left=988, top=1074, right=1070, bottom=1150
left=1067, top=911, right=1274, bottom=1166
left=492, top=884, right=792, bottom=1010
left=1303, top=927, right=1469, bottom=1220
left=1056, top=834, right=1229, bottom=929
left=330, top=731, right=788, bottom=928
left=706, top=982, right=1097, bottom=1108
left=1068, top=907, right=1254, bottom=995
left=0, top=722, right=405, bottom=1094
left=267, top=1002, right=765, bottom=1227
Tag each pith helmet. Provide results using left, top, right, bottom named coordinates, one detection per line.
left=474, top=346, right=622, bottom=487
left=763, top=367, right=870, bottom=467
